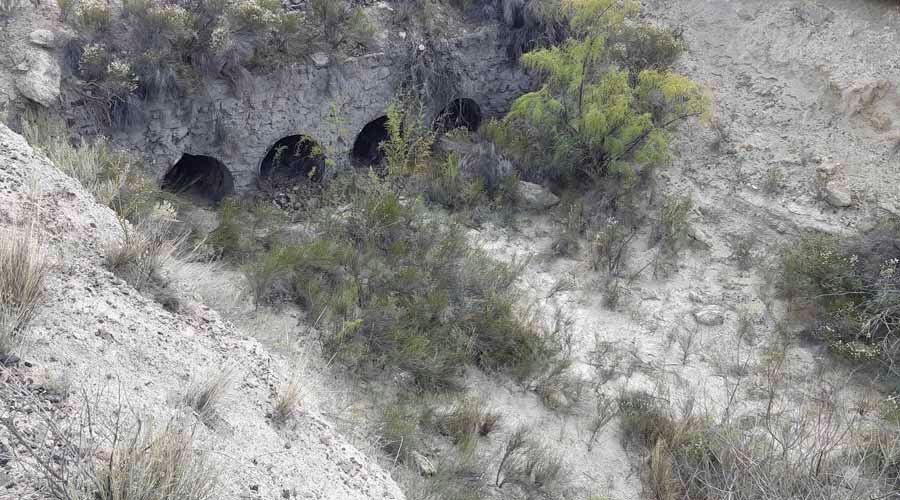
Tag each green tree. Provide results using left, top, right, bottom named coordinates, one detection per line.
left=489, top=0, right=707, bottom=188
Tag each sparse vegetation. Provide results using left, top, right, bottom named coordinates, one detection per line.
left=0, top=225, right=48, bottom=357
left=440, top=397, right=501, bottom=450
left=653, top=194, right=693, bottom=276
left=764, top=166, right=785, bottom=195
left=494, top=426, right=565, bottom=494
left=105, top=200, right=188, bottom=293
left=184, top=367, right=232, bottom=425
left=782, top=220, right=900, bottom=378
left=22, top=112, right=131, bottom=207
left=60, top=0, right=373, bottom=127
left=380, top=398, right=427, bottom=464
left=2, top=385, right=220, bottom=500
left=271, top=380, right=300, bottom=425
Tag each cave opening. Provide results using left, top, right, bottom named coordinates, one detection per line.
left=351, top=116, right=390, bottom=168
left=434, top=98, right=483, bottom=133
left=161, top=154, right=234, bottom=204
left=259, top=135, right=326, bottom=184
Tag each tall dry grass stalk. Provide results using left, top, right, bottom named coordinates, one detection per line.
left=0, top=224, right=49, bottom=356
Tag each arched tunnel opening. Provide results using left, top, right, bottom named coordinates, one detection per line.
left=351, top=116, right=390, bottom=168
left=259, top=135, right=326, bottom=184
left=434, top=98, right=483, bottom=133
left=161, top=154, right=234, bottom=204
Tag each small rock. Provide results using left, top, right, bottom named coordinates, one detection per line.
left=311, top=52, right=329, bottom=67
left=687, top=291, right=705, bottom=304
left=687, top=225, right=712, bottom=249
left=795, top=1, right=834, bottom=25
left=29, top=29, right=56, bottom=48
left=517, top=181, right=559, bottom=210
left=410, top=451, right=436, bottom=477
left=693, top=306, right=725, bottom=326
left=823, top=180, right=852, bottom=208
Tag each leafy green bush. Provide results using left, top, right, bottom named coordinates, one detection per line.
left=485, top=0, right=706, bottom=190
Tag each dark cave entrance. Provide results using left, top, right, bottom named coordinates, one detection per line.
left=259, top=135, right=326, bottom=184
left=161, top=154, right=234, bottom=204
left=434, top=98, right=483, bottom=133
left=351, top=116, right=390, bottom=169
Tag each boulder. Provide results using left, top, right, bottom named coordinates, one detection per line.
left=15, top=50, right=61, bottom=107
left=823, top=180, right=852, bottom=208
left=311, top=52, right=329, bottom=68
left=29, top=29, right=57, bottom=48
left=693, top=306, right=725, bottom=326
left=517, top=181, right=559, bottom=210
left=815, top=162, right=853, bottom=208
left=410, top=451, right=436, bottom=477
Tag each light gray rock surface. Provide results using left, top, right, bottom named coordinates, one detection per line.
left=14, top=49, right=59, bottom=107
left=518, top=181, right=560, bottom=210
left=693, top=306, right=725, bottom=326
left=0, top=124, right=405, bottom=500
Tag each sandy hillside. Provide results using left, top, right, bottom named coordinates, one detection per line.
left=0, top=123, right=404, bottom=500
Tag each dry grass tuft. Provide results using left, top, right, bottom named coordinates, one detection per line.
left=271, top=381, right=301, bottom=426
left=2, top=383, right=220, bottom=500
left=443, top=397, right=502, bottom=449
left=106, top=200, right=189, bottom=293
left=184, top=367, right=233, bottom=425
left=0, top=224, right=49, bottom=356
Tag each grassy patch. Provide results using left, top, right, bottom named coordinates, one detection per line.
left=0, top=225, right=48, bottom=357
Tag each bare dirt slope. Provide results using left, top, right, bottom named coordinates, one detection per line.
left=0, top=123, right=404, bottom=500
left=448, top=1, right=900, bottom=499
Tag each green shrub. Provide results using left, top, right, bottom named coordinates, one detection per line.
left=244, top=174, right=558, bottom=389
left=485, top=0, right=706, bottom=189
left=607, top=23, right=685, bottom=77
left=440, top=397, right=501, bottom=450
left=652, top=194, right=692, bottom=276
left=208, top=198, right=288, bottom=260
left=380, top=399, right=426, bottom=463
left=781, top=222, right=900, bottom=375
left=244, top=244, right=301, bottom=308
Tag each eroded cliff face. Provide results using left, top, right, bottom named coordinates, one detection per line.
left=113, top=27, right=529, bottom=192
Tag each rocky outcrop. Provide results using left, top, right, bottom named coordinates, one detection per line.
left=14, top=48, right=60, bottom=107
left=518, top=181, right=560, bottom=210
left=106, top=26, right=531, bottom=192
left=815, top=162, right=853, bottom=208
left=0, top=124, right=404, bottom=500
